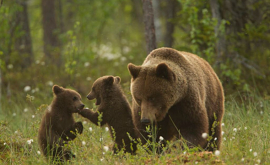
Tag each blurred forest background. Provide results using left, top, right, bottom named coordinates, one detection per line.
left=0, top=0, right=270, bottom=105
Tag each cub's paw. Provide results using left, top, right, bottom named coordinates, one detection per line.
left=78, top=108, right=90, bottom=117
left=75, top=121, right=83, bottom=134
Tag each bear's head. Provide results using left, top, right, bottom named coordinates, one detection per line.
left=128, top=62, right=186, bottom=124
left=52, top=85, right=85, bottom=113
left=86, top=76, right=121, bottom=105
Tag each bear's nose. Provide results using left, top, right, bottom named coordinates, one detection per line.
left=80, top=104, right=85, bottom=109
left=141, top=118, right=151, bottom=125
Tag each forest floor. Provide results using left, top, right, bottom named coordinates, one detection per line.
left=0, top=93, right=269, bottom=164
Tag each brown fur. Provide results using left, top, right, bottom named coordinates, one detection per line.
left=38, top=85, right=84, bottom=162
left=128, top=47, right=224, bottom=151
left=79, top=76, right=137, bottom=154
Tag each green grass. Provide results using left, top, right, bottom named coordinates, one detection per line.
left=0, top=92, right=269, bottom=164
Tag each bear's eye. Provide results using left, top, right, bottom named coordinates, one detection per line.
left=73, top=96, right=78, bottom=101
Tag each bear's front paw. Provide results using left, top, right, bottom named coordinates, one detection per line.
left=75, top=121, right=83, bottom=134
left=78, top=108, right=89, bottom=116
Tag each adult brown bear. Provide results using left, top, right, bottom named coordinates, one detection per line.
left=128, top=47, right=224, bottom=151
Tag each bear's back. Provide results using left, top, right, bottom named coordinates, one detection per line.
left=144, top=47, right=220, bottom=84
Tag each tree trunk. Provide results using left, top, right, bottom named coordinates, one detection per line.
left=15, top=1, right=33, bottom=69
left=209, top=0, right=226, bottom=66
left=164, top=0, right=178, bottom=47
left=41, top=0, right=61, bottom=66
left=152, top=0, right=162, bottom=44
left=142, top=0, right=157, bottom=54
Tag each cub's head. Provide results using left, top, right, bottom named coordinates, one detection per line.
left=86, top=76, right=121, bottom=105
left=52, top=85, right=85, bottom=113
left=128, top=62, right=186, bottom=124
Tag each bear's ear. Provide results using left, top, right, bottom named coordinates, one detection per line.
left=114, top=76, right=121, bottom=84
left=128, top=63, right=141, bottom=79
left=156, top=63, right=176, bottom=81
left=52, top=85, right=64, bottom=95
left=104, top=76, right=114, bottom=85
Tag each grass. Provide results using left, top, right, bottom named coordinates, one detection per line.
left=0, top=91, right=269, bottom=164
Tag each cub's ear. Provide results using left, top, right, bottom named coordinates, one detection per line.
left=104, top=76, right=114, bottom=85
left=53, top=85, right=64, bottom=95
left=128, top=63, right=141, bottom=79
left=156, top=63, right=176, bottom=81
left=114, top=76, right=121, bottom=84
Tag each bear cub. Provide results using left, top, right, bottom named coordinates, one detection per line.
left=79, top=76, right=137, bottom=154
left=38, top=85, right=84, bottom=162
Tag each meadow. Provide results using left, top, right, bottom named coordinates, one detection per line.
left=1, top=0, right=270, bottom=164
left=0, top=87, right=269, bottom=165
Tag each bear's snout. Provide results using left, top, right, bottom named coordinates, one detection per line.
left=86, top=92, right=95, bottom=100
left=140, top=118, right=151, bottom=125
left=86, top=95, right=91, bottom=100
left=79, top=104, right=85, bottom=110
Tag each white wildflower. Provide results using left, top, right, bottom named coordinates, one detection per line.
left=27, top=139, right=33, bottom=144
left=221, top=123, right=225, bottom=127
left=37, top=151, right=41, bottom=155
left=14, top=131, right=18, bottom=134
left=4, top=142, right=6, bottom=145
left=250, top=149, right=252, bottom=152
left=241, top=158, right=244, bottom=161
left=24, top=108, right=28, bottom=112
left=105, top=127, right=109, bottom=132
left=24, top=86, right=31, bottom=92
left=82, top=141, right=86, bottom=146
left=35, top=87, right=39, bottom=92
left=244, top=127, right=247, bottom=130
left=202, top=133, right=208, bottom=139
left=47, top=81, right=53, bottom=86
left=100, top=137, right=103, bottom=142
left=253, top=152, right=258, bottom=157
left=86, top=77, right=92, bottom=81
left=35, top=60, right=40, bottom=64
left=84, top=62, right=90, bottom=67
left=214, top=137, right=217, bottom=141
left=32, top=115, right=35, bottom=118
left=260, top=111, right=263, bottom=115
left=123, top=46, right=130, bottom=54
left=89, top=127, right=92, bottom=132
left=257, top=159, right=261, bottom=163
left=120, top=57, right=126, bottom=62
left=159, top=136, right=164, bottom=141
left=100, top=158, right=104, bottom=161
left=214, top=150, right=221, bottom=156
left=13, top=113, right=16, bottom=116
left=260, top=101, right=263, bottom=108
left=103, top=146, right=109, bottom=152
left=233, top=128, right=237, bottom=132
left=83, top=121, right=87, bottom=125
left=222, top=131, right=225, bottom=135
left=7, top=64, right=13, bottom=69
